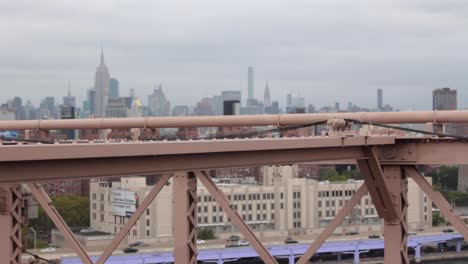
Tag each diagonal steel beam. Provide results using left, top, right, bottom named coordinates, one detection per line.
left=405, top=166, right=468, bottom=241
left=95, top=174, right=172, bottom=264
left=296, top=184, right=368, bottom=264
left=27, top=183, right=93, bottom=264
left=195, top=171, right=279, bottom=264
left=357, top=147, right=398, bottom=220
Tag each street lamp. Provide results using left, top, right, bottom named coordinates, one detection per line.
left=30, top=227, right=37, bottom=252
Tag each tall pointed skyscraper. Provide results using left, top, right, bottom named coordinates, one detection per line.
left=264, top=81, right=271, bottom=108
left=94, top=43, right=110, bottom=117
left=247, top=66, right=254, bottom=101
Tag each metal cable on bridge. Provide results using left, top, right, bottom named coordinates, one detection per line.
left=345, top=119, right=468, bottom=141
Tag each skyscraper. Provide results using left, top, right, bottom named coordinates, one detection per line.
left=63, top=81, right=76, bottom=108
left=109, top=78, right=120, bottom=99
left=148, top=84, right=171, bottom=116
left=94, top=45, right=110, bottom=117
left=247, top=66, right=254, bottom=101
left=377, top=89, right=383, bottom=110
left=433, top=88, right=457, bottom=110
left=264, top=81, right=271, bottom=108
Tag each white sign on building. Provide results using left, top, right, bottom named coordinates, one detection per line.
left=111, top=190, right=139, bottom=217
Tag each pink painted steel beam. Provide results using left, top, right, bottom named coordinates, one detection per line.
left=27, top=183, right=93, bottom=264
left=296, top=183, right=368, bottom=264
left=1, top=110, right=468, bottom=130
left=195, top=171, right=279, bottom=264
left=173, top=172, right=198, bottom=264
left=357, top=147, right=398, bottom=220
left=0, top=147, right=366, bottom=184
left=95, top=174, right=172, bottom=264
left=0, top=136, right=394, bottom=162
left=406, top=166, right=468, bottom=241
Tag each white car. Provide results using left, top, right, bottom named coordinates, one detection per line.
left=196, top=239, right=206, bottom=244
left=237, top=240, right=250, bottom=246
left=40, top=247, right=56, bottom=253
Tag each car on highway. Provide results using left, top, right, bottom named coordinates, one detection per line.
left=368, top=234, right=381, bottom=239
left=196, top=239, right=206, bottom=244
left=226, top=235, right=241, bottom=242
left=225, top=240, right=249, bottom=247
left=129, top=241, right=144, bottom=247
left=345, top=231, right=359, bottom=235
left=40, top=247, right=56, bottom=253
left=443, top=228, right=454, bottom=233
left=123, top=247, right=139, bottom=254
left=284, top=237, right=298, bottom=244
left=408, top=231, right=417, bottom=235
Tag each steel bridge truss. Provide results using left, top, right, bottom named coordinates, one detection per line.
left=1, top=127, right=468, bottom=263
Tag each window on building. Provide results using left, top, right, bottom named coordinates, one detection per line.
left=219, top=216, right=223, bottom=222
left=281, top=193, right=284, bottom=199
left=204, top=216, right=208, bottom=223
left=242, top=204, right=246, bottom=211
left=146, top=219, right=150, bottom=226
left=146, top=230, right=150, bottom=236
left=318, top=201, right=322, bottom=207
left=271, top=213, right=275, bottom=219
left=257, top=204, right=260, bottom=210
left=213, top=206, right=217, bottom=212
left=146, top=209, right=150, bottom=216
left=281, top=203, right=284, bottom=209
left=248, top=204, right=252, bottom=210
left=263, top=204, right=266, bottom=210
left=204, top=206, right=208, bottom=212
left=257, top=214, right=260, bottom=220
left=213, top=216, right=217, bottom=222
left=271, top=204, right=274, bottom=210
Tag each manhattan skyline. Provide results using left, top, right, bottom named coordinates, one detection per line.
left=1, top=1, right=468, bottom=110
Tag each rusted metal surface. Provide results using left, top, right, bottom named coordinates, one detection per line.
left=1, top=110, right=468, bottom=130
left=296, top=184, right=368, bottom=264
left=196, top=171, right=279, bottom=264
left=406, top=166, right=468, bottom=241
left=96, top=174, right=172, bottom=264
left=382, top=166, right=409, bottom=264
left=173, top=172, right=198, bottom=264
left=27, top=183, right=93, bottom=264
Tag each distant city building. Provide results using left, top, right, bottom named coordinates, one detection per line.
left=148, top=84, right=171, bottom=116
left=106, top=97, right=133, bottom=118
left=377, top=89, right=383, bottom=110
left=221, top=91, right=241, bottom=115
left=286, top=92, right=305, bottom=113
left=60, top=105, right=76, bottom=139
left=172, top=105, right=190, bottom=116
left=109, top=78, right=120, bottom=99
left=212, top=95, right=223, bottom=115
left=264, top=82, right=271, bottom=108
left=94, top=46, right=111, bottom=117
left=63, top=83, right=76, bottom=108
left=247, top=66, right=254, bottom=101
left=39, top=97, right=56, bottom=119
left=433, top=88, right=457, bottom=111
left=0, top=105, right=15, bottom=120
left=194, top=97, right=213, bottom=116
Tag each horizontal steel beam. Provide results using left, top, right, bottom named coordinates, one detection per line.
left=0, top=147, right=366, bottom=184
left=1, top=110, right=468, bottom=130
left=0, top=136, right=394, bottom=162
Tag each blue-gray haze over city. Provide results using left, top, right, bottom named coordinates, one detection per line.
left=1, top=0, right=468, bottom=110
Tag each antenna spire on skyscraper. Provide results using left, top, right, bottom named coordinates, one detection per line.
left=100, top=41, right=105, bottom=65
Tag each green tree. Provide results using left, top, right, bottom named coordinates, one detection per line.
left=198, top=227, right=216, bottom=240
left=29, top=195, right=90, bottom=232
left=432, top=211, right=446, bottom=227
left=428, top=166, right=458, bottom=191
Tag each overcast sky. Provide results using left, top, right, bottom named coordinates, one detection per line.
left=1, top=0, right=468, bottom=110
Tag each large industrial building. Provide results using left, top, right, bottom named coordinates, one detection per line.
left=90, top=165, right=432, bottom=244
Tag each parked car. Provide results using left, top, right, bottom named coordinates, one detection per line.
left=345, top=231, right=359, bottom=235
left=123, top=247, right=139, bottom=254
left=196, top=239, right=206, bottom=244
left=129, top=241, right=144, bottom=247
left=408, top=231, right=417, bottom=235
left=284, top=237, right=298, bottom=244
left=226, top=235, right=241, bottom=242
left=368, top=234, right=381, bottom=239
left=40, top=247, right=56, bottom=253
left=225, top=240, right=250, bottom=247
left=443, top=228, right=454, bottom=233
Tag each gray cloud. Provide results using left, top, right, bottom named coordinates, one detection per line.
left=0, top=0, right=467, bottom=110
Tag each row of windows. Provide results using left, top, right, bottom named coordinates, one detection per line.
left=198, top=192, right=279, bottom=203
left=318, top=190, right=356, bottom=198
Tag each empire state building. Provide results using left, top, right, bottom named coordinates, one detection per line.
left=94, top=46, right=110, bottom=117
